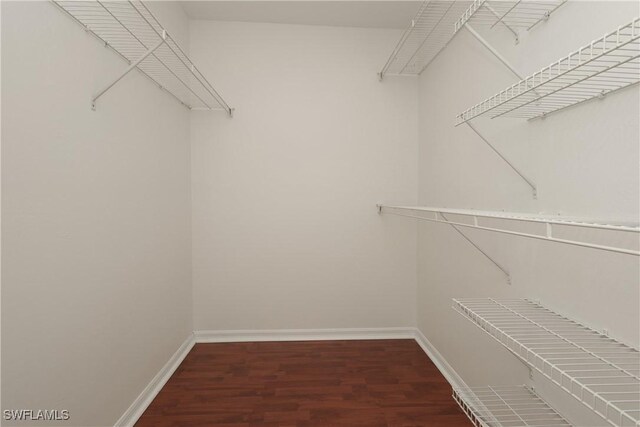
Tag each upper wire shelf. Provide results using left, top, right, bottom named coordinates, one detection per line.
left=379, top=1, right=473, bottom=78
left=378, top=205, right=640, bottom=256
left=454, top=298, right=640, bottom=427
left=52, top=1, right=232, bottom=114
left=454, top=385, right=573, bottom=427
left=454, top=0, right=567, bottom=40
left=456, top=18, right=640, bottom=124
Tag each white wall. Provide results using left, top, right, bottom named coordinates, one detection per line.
left=190, top=21, right=418, bottom=331
left=415, top=1, right=639, bottom=424
left=1, top=2, right=192, bottom=426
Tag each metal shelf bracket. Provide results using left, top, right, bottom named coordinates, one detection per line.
left=92, top=30, right=167, bottom=111
left=454, top=1, right=566, bottom=41
left=465, top=122, right=537, bottom=199
left=461, top=24, right=537, bottom=199
left=378, top=205, right=511, bottom=284
left=483, top=2, right=519, bottom=43
left=440, top=212, right=512, bottom=284
left=464, top=24, right=523, bottom=78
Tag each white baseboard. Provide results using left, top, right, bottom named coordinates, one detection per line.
left=194, top=327, right=466, bottom=389
left=115, top=327, right=464, bottom=426
left=413, top=328, right=467, bottom=390
left=194, top=327, right=416, bottom=343
left=114, top=333, right=196, bottom=427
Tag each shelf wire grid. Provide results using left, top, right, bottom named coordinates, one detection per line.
left=454, top=385, right=573, bottom=427
left=52, top=1, right=231, bottom=113
left=379, top=0, right=473, bottom=77
left=454, top=0, right=567, bottom=35
left=453, top=298, right=640, bottom=427
left=456, top=17, right=640, bottom=123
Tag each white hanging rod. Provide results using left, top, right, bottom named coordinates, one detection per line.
left=377, top=205, right=640, bottom=256
left=379, top=1, right=474, bottom=79
left=457, top=17, right=640, bottom=124
left=453, top=385, right=573, bottom=427
left=52, top=1, right=233, bottom=115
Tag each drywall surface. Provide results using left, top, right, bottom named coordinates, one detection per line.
left=416, top=1, right=639, bottom=425
left=190, top=21, right=418, bottom=331
left=1, top=2, right=191, bottom=426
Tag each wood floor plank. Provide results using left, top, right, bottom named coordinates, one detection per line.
left=135, top=339, right=472, bottom=426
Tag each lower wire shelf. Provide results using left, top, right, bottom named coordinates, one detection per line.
left=454, top=385, right=572, bottom=427
left=453, top=299, right=640, bottom=427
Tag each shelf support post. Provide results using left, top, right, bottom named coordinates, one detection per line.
left=439, top=213, right=511, bottom=285
left=91, top=30, right=167, bottom=110
left=465, top=122, right=537, bottom=198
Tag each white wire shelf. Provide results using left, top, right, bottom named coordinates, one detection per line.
left=378, top=205, right=640, bottom=256
left=453, top=299, right=640, bottom=427
left=52, top=1, right=232, bottom=114
left=454, top=385, right=573, bottom=427
left=454, top=1, right=567, bottom=38
left=456, top=17, right=640, bottom=123
left=379, top=0, right=473, bottom=78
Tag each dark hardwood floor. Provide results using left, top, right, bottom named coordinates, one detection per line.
left=136, top=339, right=472, bottom=426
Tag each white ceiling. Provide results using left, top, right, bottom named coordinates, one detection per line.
left=180, top=1, right=422, bottom=29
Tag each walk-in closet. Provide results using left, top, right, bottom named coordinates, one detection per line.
left=2, top=1, right=639, bottom=426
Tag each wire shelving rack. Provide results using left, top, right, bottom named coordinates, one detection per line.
left=454, top=0, right=567, bottom=38
left=453, top=385, right=573, bottom=427
left=52, top=1, right=232, bottom=114
left=379, top=1, right=473, bottom=78
left=456, top=18, right=640, bottom=124
left=378, top=205, right=640, bottom=256
left=453, top=299, right=640, bottom=427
